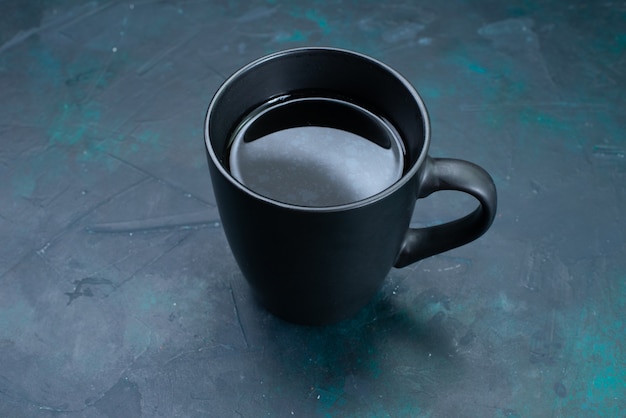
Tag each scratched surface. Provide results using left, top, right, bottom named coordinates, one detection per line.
left=1, top=0, right=625, bottom=417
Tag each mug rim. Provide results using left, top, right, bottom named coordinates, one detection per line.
left=204, top=46, right=431, bottom=212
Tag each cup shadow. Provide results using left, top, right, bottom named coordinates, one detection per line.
left=237, top=280, right=474, bottom=413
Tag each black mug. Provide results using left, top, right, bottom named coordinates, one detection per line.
left=204, top=47, right=497, bottom=325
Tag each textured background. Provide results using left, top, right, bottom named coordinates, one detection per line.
left=0, top=0, right=624, bottom=417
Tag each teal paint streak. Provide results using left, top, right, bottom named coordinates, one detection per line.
left=288, top=6, right=331, bottom=35
left=467, top=62, right=488, bottom=74
left=304, top=9, right=331, bottom=34
left=12, top=43, right=129, bottom=195
left=271, top=6, right=333, bottom=45
left=418, top=85, right=442, bottom=100
left=445, top=47, right=491, bottom=77
left=566, top=297, right=626, bottom=417
left=518, top=108, right=591, bottom=154
left=42, top=98, right=163, bottom=173
left=49, top=103, right=102, bottom=147
left=270, top=4, right=380, bottom=55
left=23, top=43, right=156, bottom=168
left=315, top=382, right=346, bottom=416
left=449, top=39, right=600, bottom=156
left=293, top=297, right=435, bottom=416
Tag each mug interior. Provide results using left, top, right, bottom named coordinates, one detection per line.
left=205, top=47, right=430, bottom=207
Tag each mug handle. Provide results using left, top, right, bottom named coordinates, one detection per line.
left=394, top=157, right=497, bottom=268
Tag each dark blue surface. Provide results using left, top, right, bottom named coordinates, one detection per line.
left=1, top=1, right=624, bottom=416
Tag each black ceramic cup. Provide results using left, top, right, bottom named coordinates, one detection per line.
left=204, top=47, right=497, bottom=325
